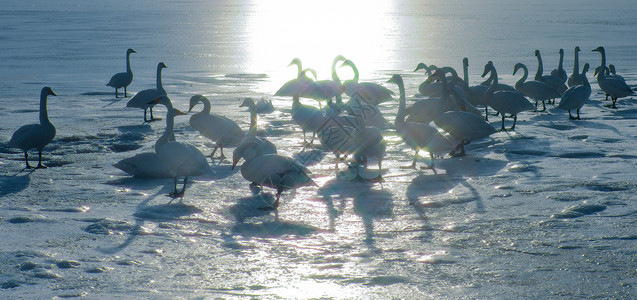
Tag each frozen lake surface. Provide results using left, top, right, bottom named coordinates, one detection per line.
left=1, top=0, right=636, bottom=298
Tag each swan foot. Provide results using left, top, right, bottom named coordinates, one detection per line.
left=166, top=191, right=184, bottom=198
left=35, top=164, right=48, bottom=169
left=420, top=165, right=435, bottom=171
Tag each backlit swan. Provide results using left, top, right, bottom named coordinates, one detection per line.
left=232, top=98, right=277, bottom=169
left=550, top=48, right=568, bottom=83
left=513, top=63, right=560, bottom=112
left=126, top=62, right=167, bottom=122
left=482, top=62, right=535, bottom=131
left=567, top=47, right=584, bottom=87
left=341, top=59, right=394, bottom=106
left=558, top=63, right=591, bottom=119
left=8, top=87, right=57, bottom=169
left=461, top=58, right=489, bottom=108
left=434, top=110, right=496, bottom=157
left=152, top=95, right=211, bottom=198
left=106, top=48, right=136, bottom=98
left=414, top=63, right=443, bottom=97
left=113, top=152, right=173, bottom=178
left=388, top=74, right=452, bottom=168
left=351, top=117, right=386, bottom=181
left=188, top=94, right=244, bottom=159
left=240, top=154, right=315, bottom=210
left=300, top=55, right=346, bottom=104
left=534, top=50, right=567, bottom=96
left=594, top=66, right=634, bottom=109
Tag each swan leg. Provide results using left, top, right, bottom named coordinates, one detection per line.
left=611, top=98, right=618, bottom=109
left=420, top=152, right=436, bottom=170
left=35, top=150, right=47, bottom=169
left=124, top=87, right=127, bottom=98
left=144, top=108, right=151, bottom=122
left=499, top=114, right=506, bottom=131
left=568, top=110, right=575, bottom=120
left=576, top=109, right=581, bottom=120
left=149, top=106, right=161, bottom=121
left=450, top=141, right=466, bottom=157
left=510, top=115, right=518, bottom=131
left=23, top=151, right=32, bottom=169
left=484, top=106, right=489, bottom=121
left=209, top=146, right=219, bottom=158
left=167, top=177, right=181, bottom=198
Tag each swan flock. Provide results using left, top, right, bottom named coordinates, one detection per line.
left=6, top=47, right=635, bottom=214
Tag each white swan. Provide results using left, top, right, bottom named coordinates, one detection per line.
left=550, top=48, right=568, bottom=83
left=240, top=154, right=315, bottom=210
left=188, top=95, right=244, bottom=159
left=461, top=58, right=489, bottom=108
left=106, top=48, right=136, bottom=98
left=558, top=63, right=591, bottom=119
left=232, top=98, right=277, bottom=169
left=534, top=50, right=567, bottom=96
left=113, top=152, right=173, bottom=178
left=351, top=117, right=386, bottom=181
left=300, top=55, right=346, bottom=104
left=126, top=62, right=167, bottom=122
left=414, top=63, right=443, bottom=97
left=567, top=46, right=584, bottom=87
left=388, top=74, right=452, bottom=168
left=482, top=62, right=535, bottom=131
left=8, top=87, right=57, bottom=169
left=434, top=110, right=496, bottom=157
left=152, top=95, right=211, bottom=198
left=513, top=63, right=560, bottom=112
left=594, top=66, right=634, bottom=109
left=341, top=59, right=394, bottom=106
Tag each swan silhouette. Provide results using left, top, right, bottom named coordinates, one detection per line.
left=106, top=48, right=136, bottom=98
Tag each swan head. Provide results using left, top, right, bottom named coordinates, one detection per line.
left=127, top=48, right=136, bottom=55
left=608, top=64, right=616, bottom=74
left=41, top=86, right=57, bottom=97
left=462, top=57, right=469, bottom=67
left=240, top=97, right=255, bottom=109
left=575, top=46, right=580, bottom=52
left=188, top=94, right=207, bottom=112
left=582, top=63, right=590, bottom=74
left=387, top=74, right=403, bottom=87
left=534, top=49, right=541, bottom=57
left=559, top=48, right=564, bottom=55
left=332, top=55, right=346, bottom=65
left=158, top=62, right=167, bottom=69
left=593, top=66, right=608, bottom=76
left=414, top=62, right=429, bottom=73
left=481, top=62, right=494, bottom=78
left=513, top=63, right=525, bottom=76
left=592, top=46, right=605, bottom=54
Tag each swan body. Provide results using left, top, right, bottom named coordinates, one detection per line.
left=567, top=47, right=584, bottom=87
left=113, top=152, right=173, bottom=178
left=550, top=48, right=568, bottom=83
left=594, top=66, right=634, bottom=109
left=483, top=62, right=534, bottom=131
left=153, top=95, right=211, bottom=198
left=232, top=98, right=277, bottom=169
left=240, top=154, right=314, bottom=209
left=389, top=74, right=452, bottom=168
left=513, top=63, right=561, bottom=112
left=107, top=48, right=136, bottom=98
left=126, top=62, right=167, bottom=122
left=558, top=63, right=591, bottom=119
left=299, top=55, right=346, bottom=103
left=351, top=117, right=386, bottom=181
left=534, top=50, right=567, bottom=95
left=8, top=87, right=57, bottom=169
left=461, top=58, right=489, bottom=107
left=188, top=95, right=244, bottom=158
left=434, top=110, right=496, bottom=157
left=341, top=59, right=394, bottom=106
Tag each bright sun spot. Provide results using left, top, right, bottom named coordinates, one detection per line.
left=245, top=0, right=395, bottom=88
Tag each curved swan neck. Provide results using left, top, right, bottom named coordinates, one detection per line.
left=485, top=65, right=499, bottom=95
left=393, top=77, right=407, bottom=126
left=346, top=60, right=360, bottom=82
left=198, top=97, right=211, bottom=115
left=514, top=64, right=528, bottom=88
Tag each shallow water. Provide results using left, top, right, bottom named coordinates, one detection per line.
left=1, top=0, right=637, bottom=299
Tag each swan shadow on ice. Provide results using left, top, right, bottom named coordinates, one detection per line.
left=352, top=183, right=394, bottom=247
left=0, top=172, right=32, bottom=198
left=317, top=177, right=368, bottom=231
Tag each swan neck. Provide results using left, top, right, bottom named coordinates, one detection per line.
left=156, top=65, right=165, bottom=94
left=486, top=67, right=498, bottom=95
left=247, top=105, right=257, bottom=135
left=395, top=79, right=407, bottom=126
left=156, top=103, right=175, bottom=152
left=462, top=61, right=469, bottom=89
left=126, top=52, right=132, bottom=73
left=39, top=91, right=51, bottom=125
left=535, top=54, right=543, bottom=79
left=200, top=97, right=211, bottom=114
left=573, top=49, right=579, bottom=74
left=558, top=51, right=564, bottom=69
left=350, top=62, right=359, bottom=82
left=515, top=65, right=528, bottom=88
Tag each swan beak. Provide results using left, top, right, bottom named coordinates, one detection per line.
left=231, top=155, right=239, bottom=170
left=50, top=91, right=57, bottom=96
left=173, top=109, right=188, bottom=116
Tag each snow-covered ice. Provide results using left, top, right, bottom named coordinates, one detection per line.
left=1, top=0, right=636, bottom=298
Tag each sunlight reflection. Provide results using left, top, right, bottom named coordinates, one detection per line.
left=245, top=0, right=395, bottom=92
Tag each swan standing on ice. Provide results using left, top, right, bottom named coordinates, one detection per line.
left=482, top=62, right=535, bottom=131
left=341, top=59, right=394, bottom=106
left=388, top=74, right=452, bottom=169
left=188, top=95, right=244, bottom=159
left=232, top=98, right=277, bottom=169
left=558, top=63, right=591, bottom=119
left=594, top=66, right=634, bottom=109
left=106, top=48, right=136, bottom=98
left=8, top=87, right=57, bottom=169
left=151, top=96, right=211, bottom=198
left=240, top=154, right=315, bottom=212
left=513, top=63, right=560, bottom=112
left=126, top=62, right=167, bottom=122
